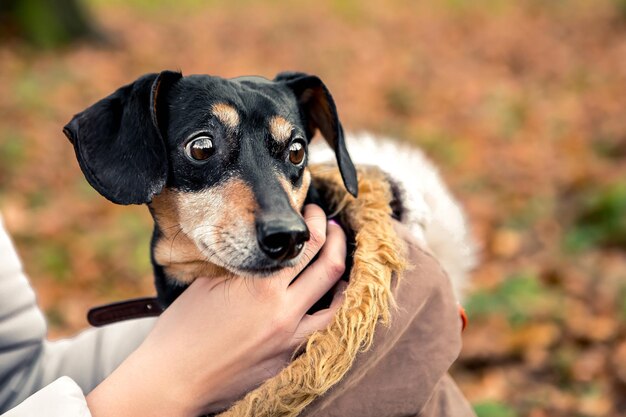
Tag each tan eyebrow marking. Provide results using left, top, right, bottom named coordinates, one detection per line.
left=269, top=116, right=293, bottom=143
left=278, top=169, right=311, bottom=211
left=211, top=103, right=240, bottom=129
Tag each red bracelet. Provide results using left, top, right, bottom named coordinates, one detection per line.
left=458, top=304, right=468, bottom=332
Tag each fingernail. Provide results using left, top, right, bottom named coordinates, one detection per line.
left=328, top=219, right=339, bottom=226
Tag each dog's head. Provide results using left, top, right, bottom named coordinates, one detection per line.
left=63, top=71, right=357, bottom=282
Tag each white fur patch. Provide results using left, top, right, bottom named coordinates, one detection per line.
left=309, top=132, right=477, bottom=301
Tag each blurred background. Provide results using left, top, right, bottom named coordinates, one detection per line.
left=1, top=0, right=625, bottom=416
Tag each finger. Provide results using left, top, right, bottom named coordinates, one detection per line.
left=288, top=220, right=347, bottom=312
left=310, top=280, right=348, bottom=316
left=290, top=281, right=347, bottom=346
left=274, top=204, right=327, bottom=288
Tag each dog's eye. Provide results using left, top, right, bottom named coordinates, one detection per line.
left=185, top=136, right=214, bottom=162
left=288, top=141, right=305, bottom=165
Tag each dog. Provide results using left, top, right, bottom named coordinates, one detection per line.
left=64, top=70, right=475, bottom=308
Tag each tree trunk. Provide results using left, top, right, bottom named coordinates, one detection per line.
left=0, top=0, right=103, bottom=48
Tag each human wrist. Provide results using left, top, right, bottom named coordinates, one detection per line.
left=87, top=345, right=198, bottom=417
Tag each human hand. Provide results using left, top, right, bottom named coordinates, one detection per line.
left=86, top=204, right=347, bottom=417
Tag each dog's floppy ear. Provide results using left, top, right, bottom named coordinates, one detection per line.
left=275, top=72, right=358, bottom=197
left=63, top=70, right=182, bottom=205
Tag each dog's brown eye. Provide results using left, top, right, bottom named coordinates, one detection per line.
left=289, top=141, right=305, bottom=165
left=185, top=136, right=214, bottom=161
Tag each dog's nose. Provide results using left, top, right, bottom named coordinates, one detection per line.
left=256, top=217, right=310, bottom=261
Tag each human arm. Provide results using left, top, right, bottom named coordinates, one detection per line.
left=0, top=213, right=149, bottom=417
left=0, top=211, right=158, bottom=416
left=0, top=214, right=154, bottom=416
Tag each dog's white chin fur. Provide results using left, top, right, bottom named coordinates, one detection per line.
left=309, top=132, right=477, bottom=301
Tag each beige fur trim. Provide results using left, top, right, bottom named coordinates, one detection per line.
left=217, top=164, right=406, bottom=417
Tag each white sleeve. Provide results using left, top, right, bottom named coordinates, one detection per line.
left=0, top=214, right=156, bottom=414
left=2, top=377, right=91, bottom=417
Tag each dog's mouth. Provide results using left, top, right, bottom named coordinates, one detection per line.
left=230, top=264, right=286, bottom=277
left=196, top=238, right=305, bottom=278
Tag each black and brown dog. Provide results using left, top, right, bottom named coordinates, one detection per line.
left=63, top=71, right=357, bottom=308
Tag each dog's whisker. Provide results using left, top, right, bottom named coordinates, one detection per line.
left=168, top=227, right=184, bottom=265
left=160, top=223, right=186, bottom=232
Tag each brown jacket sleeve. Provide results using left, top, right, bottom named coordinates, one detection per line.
left=300, top=221, right=476, bottom=417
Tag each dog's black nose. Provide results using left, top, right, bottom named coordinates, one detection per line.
left=256, top=217, right=310, bottom=261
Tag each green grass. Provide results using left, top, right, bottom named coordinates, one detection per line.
left=482, top=91, right=529, bottom=141
left=12, top=0, right=73, bottom=48
left=92, top=210, right=153, bottom=277
left=35, top=241, right=72, bottom=283
left=465, top=272, right=560, bottom=326
left=45, top=306, right=67, bottom=328
left=552, top=345, right=577, bottom=384
left=565, top=181, right=626, bottom=251
left=503, top=196, right=553, bottom=230
left=384, top=84, right=415, bottom=118
left=618, top=285, right=626, bottom=321
left=443, top=0, right=510, bottom=13
left=611, top=0, right=626, bottom=20
left=411, top=128, right=465, bottom=168
left=74, top=178, right=100, bottom=200
left=0, top=134, right=27, bottom=178
left=330, top=0, right=366, bottom=22
left=473, top=400, right=518, bottom=417
left=87, top=0, right=260, bottom=13
left=13, top=74, right=51, bottom=114
left=118, top=211, right=153, bottom=275
left=591, top=137, right=625, bottom=160
left=25, top=189, right=50, bottom=209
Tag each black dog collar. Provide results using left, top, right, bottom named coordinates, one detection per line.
left=87, top=297, right=163, bottom=327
